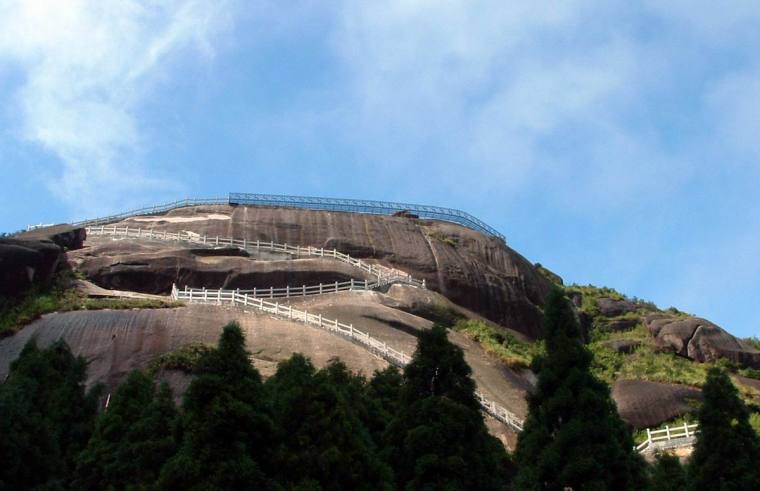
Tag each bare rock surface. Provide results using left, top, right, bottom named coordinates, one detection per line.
left=0, top=238, right=64, bottom=298
left=612, top=379, right=702, bottom=428
left=70, top=237, right=370, bottom=294
left=596, top=297, right=640, bottom=317
left=103, top=205, right=554, bottom=338
left=644, top=315, right=760, bottom=368
left=16, top=224, right=87, bottom=251
left=602, top=339, right=641, bottom=354
left=0, top=304, right=387, bottom=393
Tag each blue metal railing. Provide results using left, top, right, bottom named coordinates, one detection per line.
left=229, top=193, right=505, bottom=241
left=70, top=193, right=505, bottom=241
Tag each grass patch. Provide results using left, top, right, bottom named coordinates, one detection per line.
left=453, top=319, right=543, bottom=368
left=148, top=343, right=213, bottom=374
left=743, top=337, right=760, bottom=350
left=428, top=230, right=458, bottom=247
left=0, top=271, right=180, bottom=337
left=750, top=412, right=760, bottom=438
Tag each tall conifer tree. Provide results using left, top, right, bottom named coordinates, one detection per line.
left=385, top=325, right=510, bottom=490
left=687, top=367, right=760, bottom=490
left=158, top=322, right=275, bottom=490
left=514, top=288, right=645, bottom=490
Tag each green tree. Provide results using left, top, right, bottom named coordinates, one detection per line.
left=648, top=453, right=686, bottom=491
left=0, top=339, right=101, bottom=490
left=73, top=370, right=178, bottom=490
left=514, top=288, right=646, bottom=490
left=385, top=325, right=510, bottom=490
left=687, top=367, right=760, bottom=490
left=265, top=354, right=393, bottom=490
left=157, top=322, right=275, bottom=490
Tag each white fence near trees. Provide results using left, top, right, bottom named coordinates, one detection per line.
left=86, top=226, right=425, bottom=289
left=635, top=422, right=699, bottom=453
left=171, top=284, right=525, bottom=432
left=88, top=226, right=698, bottom=452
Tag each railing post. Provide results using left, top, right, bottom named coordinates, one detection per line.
left=646, top=428, right=652, bottom=448
left=203, top=235, right=206, bottom=244
left=302, top=284, right=306, bottom=296
left=684, top=422, right=690, bottom=438
left=364, top=279, right=368, bottom=290
left=243, top=238, right=247, bottom=249
left=335, top=281, right=338, bottom=292
left=666, top=425, right=671, bottom=441
left=270, top=286, right=274, bottom=298
left=350, top=279, right=354, bottom=291
left=319, top=283, right=323, bottom=294
left=215, top=236, right=219, bottom=245
left=422, top=279, right=426, bottom=289
left=253, top=287, right=257, bottom=298
left=317, top=314, right=322, bottom=326
left=286, top=285, right=290, bottom=297
left=204, top=287, right=207, bottom=301
left=256, top=239, right=260, bottom=250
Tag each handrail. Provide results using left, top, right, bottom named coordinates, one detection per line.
left=171, top=284, right=524, bottom=431
left=73, top=197, right=229, bottom=227
left=634, top=422, right=699, bottom=453
left=85, top=226, right=425, bottom=288
left=70, top=193, right=505, bottom=242
left=228, top=192, right=505, bottom=241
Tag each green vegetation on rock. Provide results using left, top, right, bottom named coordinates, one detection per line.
left=148, top=343, right=214, bottom=374
left=453, top=319, right=543, bottom=368
left=0, top=270, right=181, bottom=337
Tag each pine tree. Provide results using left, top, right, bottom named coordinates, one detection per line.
left=157, top=322, right=275, bottom=490
left=514, top=288, right=646, bottom=490
left=73, top=370, right=178, bottom=490
left=0, top=339, right=101, bottom=490
left=687, top=367, right=760, bottom=490
left=265, top=354, right=393, bottom=490
left=385, top=325, right=510, bottom=490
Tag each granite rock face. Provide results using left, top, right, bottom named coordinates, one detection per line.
left=612, top=379, right=702, bottom=429
left=645, top=314, right=760, bottom=368
left=0, top=238, right=64, bottom=298
left=92, top=205, right=554, bottom=338
left=17, top=224, right=87, bottom=251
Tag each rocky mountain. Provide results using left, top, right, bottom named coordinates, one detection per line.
left=2, top=201, right=759, bottom=449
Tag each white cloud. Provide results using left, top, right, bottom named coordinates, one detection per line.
left=0, top=0, right=232, bottom=214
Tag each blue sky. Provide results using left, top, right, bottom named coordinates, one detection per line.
left=1, top=1, right=759, bottom=338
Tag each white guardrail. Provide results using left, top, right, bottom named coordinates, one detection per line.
left=171, top=284, right=525, bottom=432
left=86, top=226, right=425, bottom=289
left=634, top=422, right=699, bottom=453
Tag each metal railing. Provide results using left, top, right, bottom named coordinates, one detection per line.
left=86, top=226, right=425, bottom=288
left=171, top=284, right=524, bottom=432
left=228, top=193, right=505, bottom=241
left=634, top=422, right=699, bottom=453
left=73, top=197, right=229, bottom=227
left=70, top=193, right=505, bottom=241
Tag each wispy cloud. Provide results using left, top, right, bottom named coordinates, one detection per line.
left=0, top=0, right=232, bottom=215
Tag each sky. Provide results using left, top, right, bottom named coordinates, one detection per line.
left=1, top=1, right=759, bottom=338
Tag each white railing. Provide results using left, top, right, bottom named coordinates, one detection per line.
left=634, top=422, right=699, bottom=453
left=26, top=223, right=54, bottom=231
left=171, top=284, right=524, bottom=432
left=194, top=277, right=411, bottom=300
left=86, top=226, right=425, bottom=289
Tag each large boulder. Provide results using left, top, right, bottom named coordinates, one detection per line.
left=644, top=314, right=760, bottom=368
left=612, top=379, right=702, bottom=428
left=596, top=297, right=640, bottom=317
left=16, top=225, right=87, bottom=251
left=0, top=238, right=64, bottom=298
left=95, top=205, right=554, bottom=338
